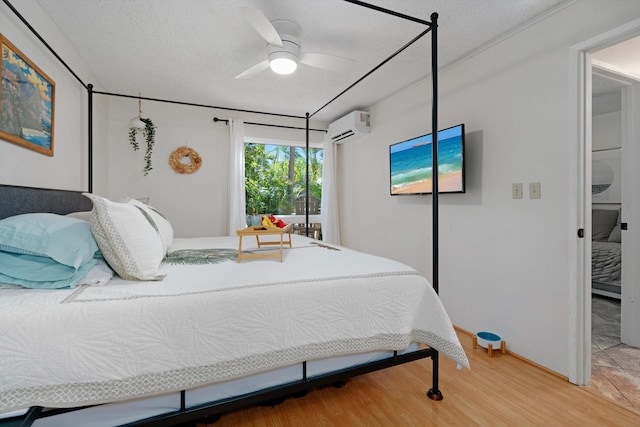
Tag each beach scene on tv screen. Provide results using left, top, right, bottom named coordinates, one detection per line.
left=390, top=126, right=463, bottom=194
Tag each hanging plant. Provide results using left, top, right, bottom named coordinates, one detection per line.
left=128, top=127, right=139, bottom=151
left=129, top=118, right=156, bottom=175
left=128, top=96, right=156, bottom=176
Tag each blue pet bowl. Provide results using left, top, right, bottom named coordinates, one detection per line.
left=476, top=331, right=501, bottom=349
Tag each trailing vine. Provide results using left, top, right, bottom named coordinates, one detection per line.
left=128, top=128, right=139, bottom=151
left=129, top=118, right=156, bottom=176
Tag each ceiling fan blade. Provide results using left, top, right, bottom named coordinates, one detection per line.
left=235, top=60, right=270, bottom=79
left=240, top=7, right=283, bottom=47
left=300, top=52, right=355, bottom=73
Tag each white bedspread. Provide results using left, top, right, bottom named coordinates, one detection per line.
left=0, top=235, right=468, bottom=412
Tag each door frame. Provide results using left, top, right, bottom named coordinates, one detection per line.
left=571, top=19, right=640, bottom=385
left=621, top=80, right=640, bottom=346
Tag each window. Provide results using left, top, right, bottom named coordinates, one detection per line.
left=244, top=141, right=323, bottom=218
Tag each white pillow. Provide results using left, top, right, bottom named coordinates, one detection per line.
left=66, top=211, right=92, bottom=222
left=78, top=258, right=114, bottom=286
left=126, top=198, right=173, bottom=253
left=83, top=193, right=166, bottom=281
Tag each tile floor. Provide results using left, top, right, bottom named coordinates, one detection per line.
left=585, top=295, right=640, bottom=409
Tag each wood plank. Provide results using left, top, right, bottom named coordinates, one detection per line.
left=199, top=331, right=640, bottom=426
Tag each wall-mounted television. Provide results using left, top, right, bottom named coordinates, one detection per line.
left=389, top=123, right=465, bottom=195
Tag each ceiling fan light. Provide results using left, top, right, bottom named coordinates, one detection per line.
left=269, top=52, right=298, bottom=75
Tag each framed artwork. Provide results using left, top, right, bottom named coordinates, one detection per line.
left=0, top=34, right=55, bottom=156
left=592, top=149, right=621, bottom=203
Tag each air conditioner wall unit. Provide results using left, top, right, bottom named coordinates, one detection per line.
left=328, top=110, right=370, bottom=144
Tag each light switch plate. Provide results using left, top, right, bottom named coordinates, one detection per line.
left=529, top=182, right=541, bottom=199
left=512, top=183, right=523, bottom=199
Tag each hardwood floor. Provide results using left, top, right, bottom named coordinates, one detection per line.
left=198, top=331, right=640, bottom=426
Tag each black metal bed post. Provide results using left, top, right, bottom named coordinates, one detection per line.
left=305, top=112, right=310, bottom=237
left=430, top=13, right=439, bottom=297
left=426, top=12, right=443, bottom=402
left=87, top=84, right=93, bottom=193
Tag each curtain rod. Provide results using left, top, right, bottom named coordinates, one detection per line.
left=212, top=117, right=325, bottom=133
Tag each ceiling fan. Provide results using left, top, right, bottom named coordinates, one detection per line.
left=236, top=7, right=355, bottom=79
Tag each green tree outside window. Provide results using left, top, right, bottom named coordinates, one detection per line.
left=245, top=142, right=323, bottom=216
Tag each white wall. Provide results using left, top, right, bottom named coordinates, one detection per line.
left=337, top=0, right=640, bottom=377
left=593, top=110, right=621, bottom=151
left=592, top=111, right=621, bottom=210
left=0, top=0, right=107, bottom=192
left=105, top=96, right=327, bottom=237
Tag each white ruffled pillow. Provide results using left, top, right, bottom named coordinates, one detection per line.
left=126, top=198, right=173, bottom=253
left=83, top=193, right=166, bottom=281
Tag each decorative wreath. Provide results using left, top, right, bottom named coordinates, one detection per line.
left=169, top=146, right=202, bottom=174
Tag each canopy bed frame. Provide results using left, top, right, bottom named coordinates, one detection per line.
left=0, top=1, right=450, bottom=426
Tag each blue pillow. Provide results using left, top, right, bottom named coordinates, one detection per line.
left=0, top=252, right=97, bottom=289
left=0, top=213, right=98, bottom=269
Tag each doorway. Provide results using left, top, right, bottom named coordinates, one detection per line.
left=580, top=32, right=640, bottom=406
left=590, top=38, right=640, bottom=348
left=591, top=68, right=624, bottom=301
left=571, top=19, right=640, bottom=387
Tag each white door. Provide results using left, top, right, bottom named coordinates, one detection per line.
left=621, top=81, right=640, bottom=347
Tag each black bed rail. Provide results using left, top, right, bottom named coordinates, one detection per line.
left=0, top=407, right=41, bottom=427
left=124, top=348, right=437, bottom=427
left=0, top=348, right=436, bottom=427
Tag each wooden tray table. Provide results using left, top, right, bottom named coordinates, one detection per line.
left=236, top=223, right=292, bottom=262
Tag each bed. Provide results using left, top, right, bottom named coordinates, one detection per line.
left=592, top=208, right=622, bottom=299
left=0, top=185, right=468, bottom=426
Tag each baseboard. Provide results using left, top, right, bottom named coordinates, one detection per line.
left=453, top=326, right=640, bottom=417
left=453, top=325, right=568, bottom=381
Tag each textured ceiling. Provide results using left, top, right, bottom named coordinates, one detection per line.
left=34, top=0, right=571, bottom=123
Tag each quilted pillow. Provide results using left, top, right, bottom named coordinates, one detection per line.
left=83, top=193, right=166, bottom=281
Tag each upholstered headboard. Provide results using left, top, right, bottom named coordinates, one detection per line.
left=0, top=185, right=92, bottom=220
